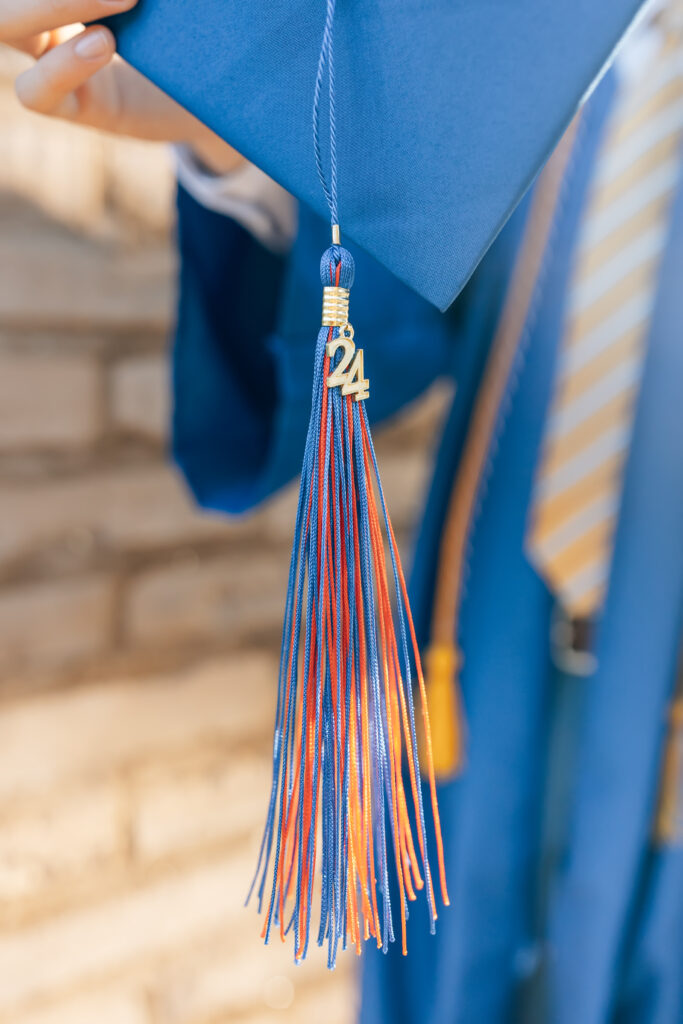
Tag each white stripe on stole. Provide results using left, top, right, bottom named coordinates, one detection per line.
left=547, top=353, right=643, bottom=442
left=570, top=221, right=667, bottom=314
left=537, top=422, right=631, bottom=501
left=560, top=290, right=653, bottom=376
left=562, top=557, right=609, bottom=607
left=613, top=46, right=683, bottom=124
left=596, top=96, right=683, bottom=187
left=579, top=156, right=681, bottom=249
left=533, top=490, right=620, bottom=561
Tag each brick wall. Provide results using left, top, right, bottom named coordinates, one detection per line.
left=0, top=49, right=450, bottom=1024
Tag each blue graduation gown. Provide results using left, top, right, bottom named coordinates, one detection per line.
left=172, top=76, right=683, bottom=1024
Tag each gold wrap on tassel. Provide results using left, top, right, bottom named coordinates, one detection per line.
left=420, top=643, right=464, bottom=780
left=322, top=286, right=350, bottom=326
left=654, top=698, right=683, bottom=845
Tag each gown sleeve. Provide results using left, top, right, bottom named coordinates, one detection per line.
left=172, top=185, right=457, bottom=515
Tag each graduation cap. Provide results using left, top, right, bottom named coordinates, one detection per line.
left=107, top=0, right=645, bottom=310
left=106, top=0, right=647, bottom=965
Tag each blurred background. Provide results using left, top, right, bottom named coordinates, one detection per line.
left=0, top=45, right=448, bottom=1024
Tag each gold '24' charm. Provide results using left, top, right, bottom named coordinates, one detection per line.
left=326, top=325, right=370, bottom=402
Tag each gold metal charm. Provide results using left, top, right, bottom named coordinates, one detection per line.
left=322, top=278, right=369, bottom=402
left=326, top=326, right=370, bottom=402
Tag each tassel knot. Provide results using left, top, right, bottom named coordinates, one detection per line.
left=320, top=244, right=355, bottom=289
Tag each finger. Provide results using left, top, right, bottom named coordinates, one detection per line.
left=0, top=0, right=137, bottom=43
left=15, top=25, right=115, bottom=117
left=6, top=32, right=52, bottom=58
left=5, top=26, right=79, bottom=58
left=14, top=24, right=83, bottom=57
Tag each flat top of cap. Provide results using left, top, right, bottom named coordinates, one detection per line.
left=108, top=0, right=645, bottom=310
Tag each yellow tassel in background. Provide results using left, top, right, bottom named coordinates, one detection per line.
left=421, top=643, right=465, bottom=780
left=654, top=698, right=683, bottom=845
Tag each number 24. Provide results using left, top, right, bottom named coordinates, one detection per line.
left=326, top=328, right=370, bottom=402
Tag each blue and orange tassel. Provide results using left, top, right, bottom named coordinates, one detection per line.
left=248, top=243, right=448, bottom=966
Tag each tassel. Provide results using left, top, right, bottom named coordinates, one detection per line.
left=248, top=242, right=448, bottom=966
left=654, top=697, right=683, bottom=845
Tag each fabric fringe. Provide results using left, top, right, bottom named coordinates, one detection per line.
left=248, top=244, right=448, bottom=966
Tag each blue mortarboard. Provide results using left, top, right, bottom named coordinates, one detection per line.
left=107, top=0, right=646, bottom=311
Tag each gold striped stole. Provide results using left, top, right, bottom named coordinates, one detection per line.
left=527, top=26, right=683, bottom=619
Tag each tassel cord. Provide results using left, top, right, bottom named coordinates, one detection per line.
left=312, top=0, right=339, bottom=226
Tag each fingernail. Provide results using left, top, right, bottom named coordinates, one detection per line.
left=75, top=29, right=111, bottom=60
